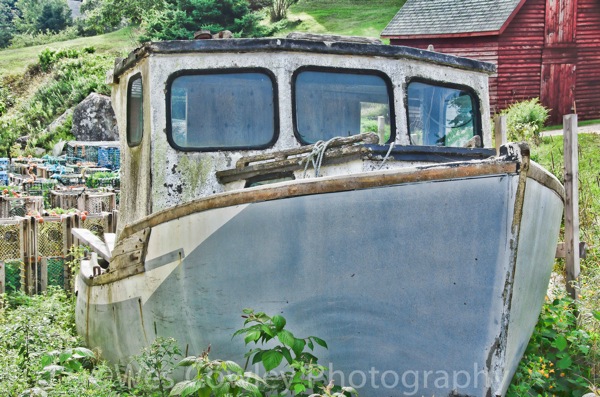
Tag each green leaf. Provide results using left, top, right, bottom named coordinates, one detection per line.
left=236, top=379, right=261, bottom=396
left=262, top=350, right=284, bottom=371
left=277, top=330, right=295, bottom=347
left=170, top=380, right=203, bottom=397
left=272, top=315, right=287, bottom=331
left=593, top=311, right=600, bottom=321
left=553, top=335, right=568, bottom=351
left=292, top=338, right=306, bottom=357
left=251, top=351, right=263, bottom=365
left=226, top=360, right=243, bottom=374
left=242, top=308, right=254, bottom=315
left=72, top=347, right=95, bottom=358
left=245, top=329, right=262, bottom=344
left=177, top=356, right=198, bottom=367
left=556, top=355, right=573, bottom=369
left=292, top=383, right=306, bottom=394
left=281, top=347, right=293, bottom=364
left=311, top=336, right=328, bottom=349
left=261, top=324, right=275, bottom=338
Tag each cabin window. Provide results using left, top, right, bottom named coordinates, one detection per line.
left=293, top=68, right=394, bottom=144
left=127, top=74, right=144, bottom=147
left=407, top=81, right=479, bottom=147
left=167, top=70, right=277, bottom=150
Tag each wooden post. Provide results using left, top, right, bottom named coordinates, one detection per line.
left=0, top=261, right=5, bottom=294
left=40, top=257, right=48, bottom=293
left=494, top=115, right=507, bottom=155
left=377, top=116, right=386, bottom=144
left=563, top=114, right=580, bottom=299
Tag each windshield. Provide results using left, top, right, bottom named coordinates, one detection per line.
left=294, top=69, right=393, bottom=144
left=168, top=70, right=277, bottom=150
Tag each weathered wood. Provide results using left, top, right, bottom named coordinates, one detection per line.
left=494, top=115, right=507, bottom=154
left=556, top=241, right=588, bottom=259
left=286, top=32, right=382, bottom=45
left=563, top=114, right=580, bottom=299
left=234, top=133, right=378, bottom=169
left=40, top=257, right=48, bottom=293
left=71, top=228, right=112, bottom=262
left=122, top=161, right=523, bottom=240
left=104, top=233, right=116, bottom=255
left=0, top=261, right=4, bottom=294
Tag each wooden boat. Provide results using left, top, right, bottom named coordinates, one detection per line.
left=74, top=34, right=564, bottom=396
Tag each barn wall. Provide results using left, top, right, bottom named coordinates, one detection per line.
left=576, top=0, right=600, bottom=121
left=496, top=0, right=546, bottom=113
left=390, top=37, right=500, bottom=113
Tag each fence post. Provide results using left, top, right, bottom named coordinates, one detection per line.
left=563, top=114, right=580, bottom=300
left=0, top=261, right=4, bottom=294
left=494, top=115, right=507, bottom=155
left=40, top=257, right=48, bottom=293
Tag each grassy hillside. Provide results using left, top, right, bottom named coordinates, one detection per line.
left=279, top=0, right=405, bottom=38
left=0, top=1, right=405, bottom=78
left=0, top=27, right=139, bottom=77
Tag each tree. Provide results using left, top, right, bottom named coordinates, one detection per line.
left=138, top=0, right=267, bottom=42
left=14, top=0, right=72, bottom=33
left=0, top=0, right=18, bottom=47
left=36, top=0, right=70, bottom=32
left=270, top=0, right=297, bottom=22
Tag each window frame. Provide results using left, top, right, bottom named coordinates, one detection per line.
left=405, top=77, right=482, bottom=147
left=165, top=68, right=279, bottom=152
left=127, top=73, right=144, bottom=147
left=291, top=66, right=396, bottom=145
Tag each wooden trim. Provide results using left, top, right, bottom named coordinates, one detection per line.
left=497, top=0, right=530, bottom=35
left=121, top=161, right=520, bottom=240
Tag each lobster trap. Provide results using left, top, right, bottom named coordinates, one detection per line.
left=0, top=196, right=44, bottom=218
left=0, top=219, right=25, bottom=294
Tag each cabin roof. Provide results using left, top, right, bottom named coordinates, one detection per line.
left=381, top=0, right=524, bottom=38
left=112, top=37, right=496, bottom=81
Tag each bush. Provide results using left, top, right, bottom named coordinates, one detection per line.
left=8, top=26, right=80, bottom=49
left=508, top=296, right=597, bottom=396
left=0, top=47, right=112, bottom=156
left=500, top=98, right=549, bottom=144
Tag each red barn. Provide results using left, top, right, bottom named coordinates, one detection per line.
left=381, top=0, right=600, bottom=124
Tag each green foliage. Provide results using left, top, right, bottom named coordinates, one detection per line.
left=138, top=0, right=268, bottom=42
left=269, top=0, right=297, bottom=22
left=508, top=296, right=597, bottom=395
left=0, top=0, right=17, bottom=48
left=234, top=309, right=354, bottom=397
left=13, top=0, right=72, bottom=34
left=86, top=171, right=119, bottom=188
left=9, top=24, right=79, bottom=48
left=500, top=98, right=550, bottom=144
left=172, top=347, right=266, bottom=397
left=0, top=46, right=111, bottom=156
left=129, top=337, right=182, bottom=396
left=36, top=0, right=71, bottom=33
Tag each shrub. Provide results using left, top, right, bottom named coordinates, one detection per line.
left=500, top=98, right=549, bottom=144
left=508, top=296, right=597, bottom=396
left=8, top=26, right=80, bottom=49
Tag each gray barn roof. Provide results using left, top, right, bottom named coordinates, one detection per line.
left=381, top=0, right=523, bottom=38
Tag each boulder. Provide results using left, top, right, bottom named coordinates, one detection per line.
left=71, top=93, right=118, bottom=141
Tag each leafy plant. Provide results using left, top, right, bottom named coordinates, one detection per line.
left=508, top=296, right=597, bottom=395
left=235, top=309, right=353, bottom=397
left=171, top=346, right=265, bottom=397
left=500, top=98, right=550, bottom=144
left=129, top=337, right=182, bottom=396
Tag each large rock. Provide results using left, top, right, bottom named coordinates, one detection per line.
left=71, top=93, right=118, bottom=141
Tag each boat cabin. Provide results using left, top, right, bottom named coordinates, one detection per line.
left=110, top=34, right=496, bottom=232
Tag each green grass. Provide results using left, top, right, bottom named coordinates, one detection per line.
left=0, top=27, right=139, bottom=77
left=542, top=118, right=600, bottom=131
left=276, top=0, right=405, bottom=38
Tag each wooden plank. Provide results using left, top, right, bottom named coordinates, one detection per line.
left=563, top=114, right=580, bottom=299
left=71, top=228, right=112, bottom=262
left=494, top=115, right=507, bottom=155
left=555, top=241, right=588, bottom=259
left=104, top=233, right=116, bottom=255
left=40, top=257, right=47, bottom=293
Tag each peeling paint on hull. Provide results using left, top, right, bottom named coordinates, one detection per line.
left=75, top=168, right=563, bottom=396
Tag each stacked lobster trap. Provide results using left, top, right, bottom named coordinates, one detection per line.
left=0, top=211, right=118, bottom=295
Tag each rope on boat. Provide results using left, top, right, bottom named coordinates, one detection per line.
left=378, top=142, right=396, bottom=170
left=302, top=137, right=342, bottom=178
